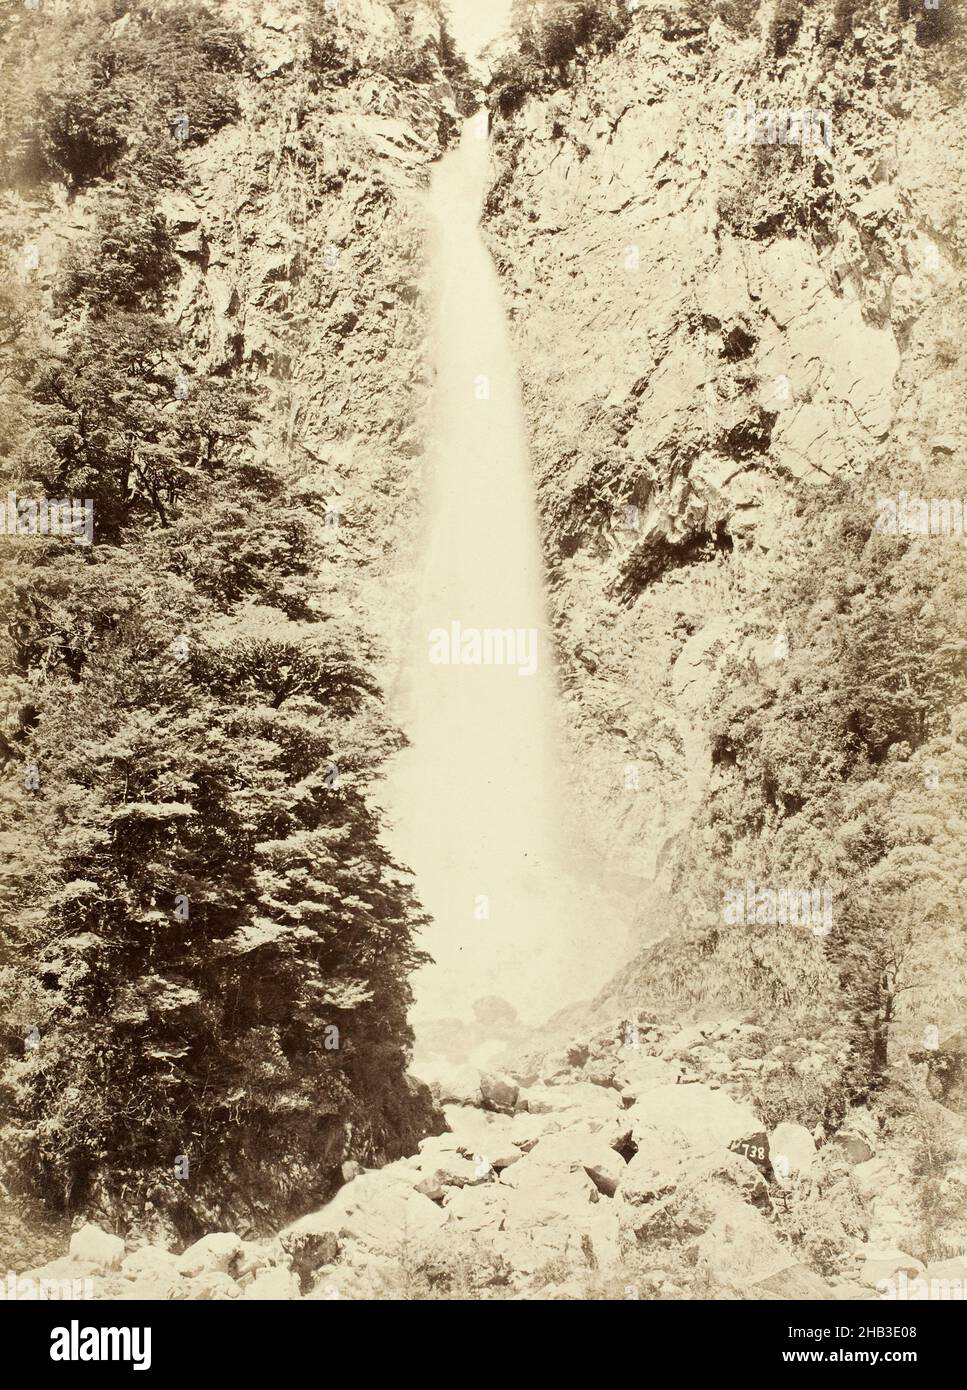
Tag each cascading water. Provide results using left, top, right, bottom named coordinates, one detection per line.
left=384, top=113, right=626, bottom=1043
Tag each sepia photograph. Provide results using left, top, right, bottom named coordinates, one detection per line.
left=0, top=0, right=964, bottom=1363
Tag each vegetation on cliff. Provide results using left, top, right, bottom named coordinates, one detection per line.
left=0, top=0, right=448, bottom=1241
left=489, top=0, right=632, bottom=115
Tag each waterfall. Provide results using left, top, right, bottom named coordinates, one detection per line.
left=384, top=113, right=626, bottom=1039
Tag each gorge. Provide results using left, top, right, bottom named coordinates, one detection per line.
left=0, top=0, right=965, bottom=1306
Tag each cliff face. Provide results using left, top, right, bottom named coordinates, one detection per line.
left=483, top=0, right=966, bottom=927
left=154, top=0, right=464, bottom=669
left=3, top=0, right=466, bottom=654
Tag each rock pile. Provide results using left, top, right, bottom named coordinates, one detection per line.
left=32, top=1013, right=940, bottom=1300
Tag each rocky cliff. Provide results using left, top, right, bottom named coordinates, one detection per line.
left=483, top=0, right=966, bottom=932
left=151, top=0, right=469, bottom=669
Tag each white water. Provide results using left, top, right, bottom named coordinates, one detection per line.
left=384, top=115, right=626, bottom=1037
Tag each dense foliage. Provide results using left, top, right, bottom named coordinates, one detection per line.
left=306, top=0, right=475, bottom=112
left=0, top=0, right=435, bottom=1240
left=489, top=0, right=632, bottom=116
left=1, top=0, right=244, bottom=191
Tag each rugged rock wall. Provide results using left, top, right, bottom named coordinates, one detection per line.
left=155, top=0, right=465, bottom=670
left=483, top=0, right=966, bottom=921
left=3, top=0, right=467, bottom=666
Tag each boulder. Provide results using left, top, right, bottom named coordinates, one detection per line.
left=833, top=1132, right=875, bottom=1164
left=322, top=1185, right=448, bottom=1257
left=540, top=1042, right=589, bottom=1082
left=519, top=1081, right=621, bottom=1125
left=441, top=1104, right=520, bottom=1168
left=443, top=1184, right=509, bottom=1231
left=450, top=1130, right=523, bottom=1171
left=629, top=1082, right=762, bottom=1151
left=494, top=1201, right=620, bottom=1276
left=860, top=1247, right=925, bottom=1288
left=69, top=1224, right=125, bottom=1274
left=615, top=1052, right=682, bottom=1098
left=616, top=1129, right=690, bottom=1207
left=442, top=1100, right=512, bottom=1135
left=921, top=1255, right=967, bottom=1290
left=491, top=1225, right=572, bottom=1277
left=120, top=1246, right=178, bottom=1280
left=832, top=1107, right=877, bottom=1164
left=412, top=1060, right=482, bottom=1107
left=413, top=1174, right=447, bottom=1202
left=659, top=1024, right=709, bottom=1057
left=499, top=1156, right=600, bottom=1221
left=418, top=1130, right=463, bottom=1158
left=572, top=1202, right=622, bottom=1268
left=474, top=1142, right=522, bottom=1171
left=517, top=1086, right=577, bottom=1116
left=694, top=1191, right=794, bottom=1287
left=243, top=1267, right=301, bottom=1300
left=769, top=1122, right=817, bottom=1182
left=526, top=1128, right=625, bottom=1198
left=176, top=1232, right=243, bottom=1278
left=618, top=1137, right=769, bottom=1236
left=118, top=1271, right=182, bottom=1301
left=508, top=1111, right=562, bottom=1151
left=479, top=1072, right=520, bottom=1111
left=176, top=1270, right=242, bottom=1300
left=584, top=1156, right=625, bottom=1199
left=752, top=1264, right=836, bottom=1300
left=419, top=1154, right=491, bottom=1188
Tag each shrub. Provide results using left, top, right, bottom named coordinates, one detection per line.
left=56, top=211, right=179, bottom=317
left=490, top=0, right=632, bottom=113
left=305, top=1, right=359, bottom=83
left=380, top=1231, right=515, bottom=1299
left=33, top=2, right=244, bottom=188
left=769, top=0, right=804, bottom=57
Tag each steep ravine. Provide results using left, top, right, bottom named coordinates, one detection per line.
left=8, top=1, right=967, bottom=1300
